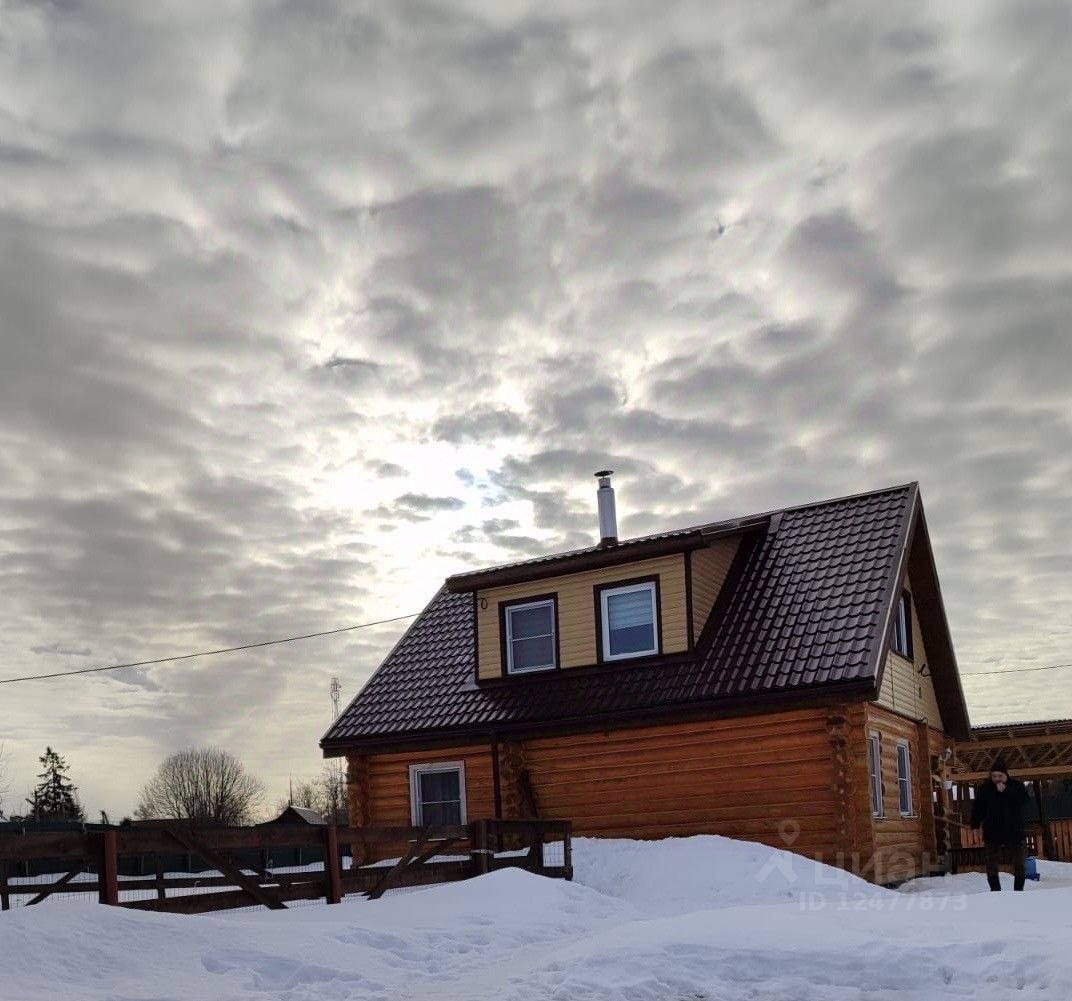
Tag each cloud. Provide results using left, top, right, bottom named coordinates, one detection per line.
left=432, top=406, right=527, bottom=443
left=1, top=0, right=1070, bottom=813
left=366, top=459, right=407, bottom=478
left=368, top=492, right=468, bottom=524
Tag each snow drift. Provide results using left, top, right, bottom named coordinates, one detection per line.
left=2, top=835, right=1071, bottom=1000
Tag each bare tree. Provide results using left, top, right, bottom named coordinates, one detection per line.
left=136, top=747, right=265, bottom=826
left=272, top=766, right=347, bottom=824
left=321, top=762, right=347, bottom=824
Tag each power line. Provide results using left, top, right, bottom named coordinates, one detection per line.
left=963, top=662, right=1072, bottom=678
left=0, top=612, right=420, bottom=686
left=1, top=613, right=1065, bottom=687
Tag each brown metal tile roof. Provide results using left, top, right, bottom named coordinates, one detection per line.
left=323, top=483, right=956, bottom=750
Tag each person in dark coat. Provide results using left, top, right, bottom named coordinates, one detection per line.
left=970, top=756, right=1030, bottom=891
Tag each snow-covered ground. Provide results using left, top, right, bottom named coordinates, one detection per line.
left=2, top=835, right=1071, bottom=1000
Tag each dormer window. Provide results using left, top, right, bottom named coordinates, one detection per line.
left=599, top=579, right=660, bottom=661
left=891, top=590, right=913, bottom=660
left=503, top=596, right=558, bottom=674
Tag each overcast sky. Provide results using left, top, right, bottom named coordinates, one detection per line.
left=2, top=0, right=1070, bottom=819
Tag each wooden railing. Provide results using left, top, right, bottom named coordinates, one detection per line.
left=1049, top=818, right=1072, bottom=861
left=0, top=819, right=572, bottom=914
left=954, top=819, right=1072, bottom=861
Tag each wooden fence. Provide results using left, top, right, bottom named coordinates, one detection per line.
left=954, top=817, right=1072, bottom=861
left=0, top=819, right=572, bottom=914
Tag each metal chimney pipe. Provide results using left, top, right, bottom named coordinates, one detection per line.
left=594, top=470, right=618, bottom=546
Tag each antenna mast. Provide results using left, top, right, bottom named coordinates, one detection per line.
left=329, top=677, right=344, bottom=824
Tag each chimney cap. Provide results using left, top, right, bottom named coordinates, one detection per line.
left=594, top=469, right=614, bottom=479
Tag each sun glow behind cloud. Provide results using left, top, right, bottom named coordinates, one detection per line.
left=1, top=0, right=1070, bottom=815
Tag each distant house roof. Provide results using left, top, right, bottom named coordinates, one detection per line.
left=262, top=806, right=326, bottom=826
left=323, top=483, right=971, bottom=752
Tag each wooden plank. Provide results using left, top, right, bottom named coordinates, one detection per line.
left=323, top=825, right=342, bottom=905
left=99, top=830, right=119, bottom=906
left=956, top=733, right=1072, bottom=751
left=112, top=823, right=471, bottom=856
left=336, top=824, right=471, bottom=843
left=486, top=820, right=569, bottom=836
left=523, top=742, right=836, bottom=774
left=0, top=832, right=95, bottom=862
left=523, top=711, right=828, bottom=749
left=363, top=831, right=472, bottom=900
left=26, top=865, right=84, bottom=906
left=124, top=877, right=326, bottom=915
left=117, top=824, right=324, bottom=855
left=1053, top=819, right=1072, bottom=862
left=366, top=831, right=433, bottom=900
left=528, top=763, right=834, bottom=796
left=531, top=781, right=835, bottom=812
left=154, top=854, right=166, bottom=902
left=341, top=859, right=474, bottom=895
left=953, top=765, right=1072, bottom=782
left=1032, top=780, right=1055, bottom=859
left=575, top=818, right=839, bottom=841
left=2, top=872, right=332, bottom=896
left=2, top=879, right=100, bottom=897
left=470, top=819, right=491, bottom=876
left=411, top=836, right=462, bottom=865
left=164, top=827, right=286, bottom=911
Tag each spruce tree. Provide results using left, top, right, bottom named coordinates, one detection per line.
left=28, top=747, right=84, bottom=821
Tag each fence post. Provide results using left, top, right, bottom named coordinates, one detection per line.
left=98, top=829, right=119, bottom=906
left=323, top=825, right=343, bottom=904
left=529, top=823, right=544, bottom=872
left=469, top=821, right=491, bottom=876
left=0, top=862, right=9, bottom=911
left=154, top=854, right=166, bottom=902
left=562, top=822, right=573, bottom=881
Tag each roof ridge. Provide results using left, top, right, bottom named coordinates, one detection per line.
left=446, top=482, right=918, bottom=584
left=770, top=480, right=918, bottom=519
left=685, top=481, right=917, bottom=535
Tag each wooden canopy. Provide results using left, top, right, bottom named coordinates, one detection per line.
left=952, top=719, right=1072, bottom=781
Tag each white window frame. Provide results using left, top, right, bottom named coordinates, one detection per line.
left=891, top=591, right=912, bottom=660
left=896, top=741, right=914, bottom=817
left=409, top=761, right=467, bottom=826
left=503, top=598, right=557, bottom=674
left=868, top=731, right=884, bottom=818
left=600, top=580, right=659, bottom=661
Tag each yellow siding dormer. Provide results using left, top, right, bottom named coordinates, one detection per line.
left=476, top=553, right=687, bottom=679
left=475, top=535, right=741, bottom=681
left=876, top=577, right=944, bottom=730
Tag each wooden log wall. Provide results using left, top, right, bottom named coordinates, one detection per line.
left=497, top=741, right=527, bottom=819
left=519, top=710, right=839, bottom=857
left=863, top=703, right=948, bottom=883
left=354, top=711, right=840, bottom=859
left=351, top=706, right=956, bottom=884
left=825, top=702, right=873, bottom=871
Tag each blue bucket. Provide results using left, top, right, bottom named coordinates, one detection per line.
left=1025, top=855, right=1040, bottom=881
